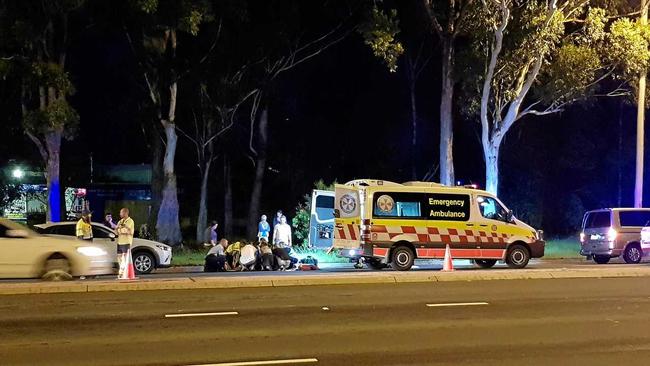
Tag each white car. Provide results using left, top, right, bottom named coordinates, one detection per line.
left=0, top=218, right=114, bottom=280
left=34, top=222, right=172, bottom=274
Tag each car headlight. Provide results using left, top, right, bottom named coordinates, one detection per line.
left=156, top=244, right=171, bottom=251
left=77, top=246, right=108, bottom=257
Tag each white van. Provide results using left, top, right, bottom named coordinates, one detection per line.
left=333, top=179, right=545, bottom=270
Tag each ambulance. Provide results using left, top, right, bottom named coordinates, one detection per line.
left=333, top=179, right=545, bottom=271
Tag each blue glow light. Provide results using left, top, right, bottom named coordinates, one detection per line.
left=49, top=181, right=61, bottom=222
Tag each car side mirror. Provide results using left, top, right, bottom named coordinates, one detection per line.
left=7, top=229, right=28, bottom=238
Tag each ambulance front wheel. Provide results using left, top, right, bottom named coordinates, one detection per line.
left=391, top=246, right=415, bottom=271
left=505, top=244, right=530, bottom=269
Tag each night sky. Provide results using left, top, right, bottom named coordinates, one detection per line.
left=1, top=1, right=647, bottom=237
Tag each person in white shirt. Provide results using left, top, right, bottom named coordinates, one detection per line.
left=272, top=215, right=298, bottom=270
left=273, top=215, right=292, bottom=248
left=240, top=241, right=259, bottom=271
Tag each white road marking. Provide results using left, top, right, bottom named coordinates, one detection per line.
left=186, top=358, right=318, bottom=366
left=165, top=311, right=238, bottom=318
left=426, top=302, right=489, bottom=307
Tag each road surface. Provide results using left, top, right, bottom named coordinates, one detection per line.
left=1, top=277, right=650, bottom=365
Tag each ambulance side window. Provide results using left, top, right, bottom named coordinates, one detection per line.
left=477, top=196, right=508, bottom=222
left=373, top=193, right=422, bottom=219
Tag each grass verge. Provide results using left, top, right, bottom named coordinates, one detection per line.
left=544, top=238, right=581, bottom=259
left=171, top=238, right=582, bottom=266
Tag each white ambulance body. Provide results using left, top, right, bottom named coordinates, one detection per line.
left=333, top=180, right=545, bottom=271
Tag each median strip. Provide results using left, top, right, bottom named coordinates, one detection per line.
left=165, top=311, right=239, bottom=318
left=426, top=302, right=489, bottom=307
left=186, top=358, right=318, bottom=366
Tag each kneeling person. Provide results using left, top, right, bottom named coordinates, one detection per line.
left=205, top=239, right=228, bottom=272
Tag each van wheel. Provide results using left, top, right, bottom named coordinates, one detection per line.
left=475, top=259, right=497, bottom=269
left=593, top=255, right=610, bottom=264
left=623, top=244, right=642, bottom=264
left=42, top=256, right=72, bottom=281
left=505, top=245, right=530, bottom=269
left=391, top=246, right=415, bottom=271
left=366, top=258, right=387, bottom=270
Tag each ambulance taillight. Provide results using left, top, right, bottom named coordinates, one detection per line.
left=361, top=219, right=371, bottom=242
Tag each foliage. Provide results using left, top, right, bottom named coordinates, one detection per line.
left=292, top=179, right=336, bottom=248
left=0, top=178, right=21, bottom=213
left=358, top=5, right=404, bottom=72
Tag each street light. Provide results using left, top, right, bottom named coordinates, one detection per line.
left=11, top=168, right=24, bottom=180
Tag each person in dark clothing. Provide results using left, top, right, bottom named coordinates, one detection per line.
left=259, top=239, right=274, bottom=271
left=204, top=239, right=228, bottom=272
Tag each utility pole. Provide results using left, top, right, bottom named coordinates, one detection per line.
left=635, top=0, right=648, bottom=208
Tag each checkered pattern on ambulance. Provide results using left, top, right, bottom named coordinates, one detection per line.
left=370, top=225, right=512, bottom=244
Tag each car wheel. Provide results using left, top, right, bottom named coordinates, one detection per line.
left=391, top=246, right=415, bottom=271
left=475, top=259, right=497, bottom=269
left=505, top=245, right=530, bottom=269
left=623, top=244, right=642, bottom=264
left=366, top=258, right=388, bottom=270
left=133, top=251, right=155, bottom=274
left=593, top=255, right=610, bottom=264
left=42, top=256, right=72, bottom=281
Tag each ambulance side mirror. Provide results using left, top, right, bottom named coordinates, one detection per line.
left=506, top=210, right=515, bottom=224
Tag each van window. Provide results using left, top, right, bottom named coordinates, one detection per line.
left=373, top=192, right=469, bottom=221
left=477, top=196, right=508, bottom=222
left=619, top=211, right=650, bottom=227
left=374, top=193, right=421, bottom=218
left=584, top=212, right=611, bottom=229
left=315, top=195, right=334, bottom=209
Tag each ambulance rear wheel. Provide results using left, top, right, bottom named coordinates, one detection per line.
left=505, top=245, right=530, bottom=269
left=366, top=258, right=387, bottom=270
left=391, top=246, right=414, bottom=271
left=475, top=259, right=497, bottom=269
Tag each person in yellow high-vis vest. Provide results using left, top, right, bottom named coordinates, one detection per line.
left=76, top=210, right=93, bottom=241
left=115, top=207, right=135, bottom=278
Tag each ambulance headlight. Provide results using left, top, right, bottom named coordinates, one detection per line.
left=77, top=246, right=108, bottom=257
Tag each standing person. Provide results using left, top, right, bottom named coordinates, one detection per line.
left=76, top=210, right=93, bottom=241
left=273, top=210, right=283, bottom=228
left=257, top=215, right=270, bottom=241
left=203, top=221, right=218, bottom=246
left=273, top=215, right=297, bottom=269
left=115, top=207, right=135, bottom=278
left=103, top=212, right=117, bottom=230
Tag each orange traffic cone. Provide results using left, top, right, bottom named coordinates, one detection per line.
left=442, top=244, right=454, bottom=272
left=119, top=249, right=136, bottom=280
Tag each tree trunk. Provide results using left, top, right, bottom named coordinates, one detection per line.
left=409, top=76, right=418, bottom=181
left=44, top=131, right=62, bottom=222
left=484, top=142, right=500, bottom=196
left=618, top=101, right=623, bottom=207
left=156, top=120, right=182, bottom=245
left=223, top=154, right=233, bottom=237
left=196, top=160, right=211, bottom=244
left=149, top=125, right=164, bottom=236
left=247, top=107, right=269, bottom=238
left=439, top=38, right=455, bottom=186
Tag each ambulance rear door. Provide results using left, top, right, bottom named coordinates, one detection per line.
left=333, top=184, right=361, bottom=249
